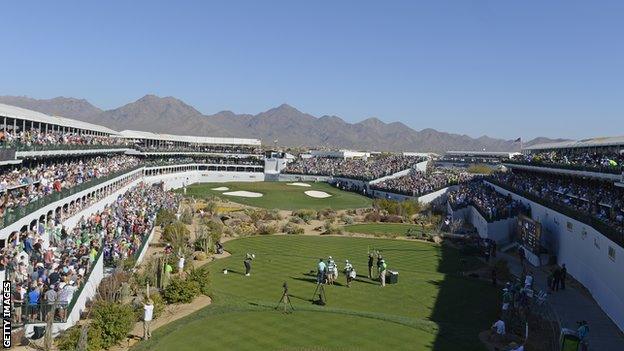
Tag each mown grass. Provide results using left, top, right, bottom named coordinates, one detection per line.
left=180, top=181, right=372, bottom=210
left=133, top=236, right=497, bottom=351
left=343, top=223, right=432, bottom=237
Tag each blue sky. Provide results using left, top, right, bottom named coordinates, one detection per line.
left=1, top=1, right=622, bottom=140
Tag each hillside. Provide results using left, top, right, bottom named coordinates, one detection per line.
left=0, top=95, right=565, bottom=152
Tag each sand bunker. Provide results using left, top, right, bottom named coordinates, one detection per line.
left=211, top=187, right=230, bottom=191
left=223, top=191, right=263, bottom=198
left=287, top=182, right=312, bottom=187
left=304, top=190, right=332, bottom=198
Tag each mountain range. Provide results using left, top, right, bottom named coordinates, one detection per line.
left=0, top=95, right=566, bottom=152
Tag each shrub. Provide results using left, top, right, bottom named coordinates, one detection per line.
left=373, top=198, right=421, bottom=218
left=364, top=211, right=381, bottom=222
left=155, top=209, right=177, bottom=227
left=288, top=216, right=304, bottom=224
left=282, top=222, right=305, bottom=235
left=97, top=271, right=131, bottom=302
left=162, top=221, right=191, bottom=248
left=266, top=209, right=282, bottom=220
left=340, top=214, right=355, bottom=225
left=323, top=220, right=342, bottom=235
left=91, top=300, right=135, bottom=349
left=380, top=215, right=404, bottom=223
left=194, top=251, right=208, bottom=261
left=292, top=209, right=317, bottom=223
left=56, top=324, right=103, bottom=351
left=256, top=222, right=278, bottom=235
left=317, top=208, right=337, bottom=221
left=235, top=222, right=257, bottom=237
left=163, top=277, right=200, bottom=304
left=180, top=208, right=194, bottom=225
left=187, top=266, right=211, bottom=296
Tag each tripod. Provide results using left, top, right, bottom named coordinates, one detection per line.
left=276, top=283, right=294, bottom=313
left=311, top=282, right=327, bottom=305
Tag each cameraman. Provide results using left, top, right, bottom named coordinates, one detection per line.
left=317, top=258, right=327, bottom=284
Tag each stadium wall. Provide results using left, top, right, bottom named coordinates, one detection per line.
left=370, top=185, right=458, bottom=205
left=486, top=181, right=624, bottom=331
left=447, top=204, right=516, bottom=244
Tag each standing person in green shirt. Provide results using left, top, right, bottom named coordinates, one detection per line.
left=378, top=257, right=387, bottom=287
left=164, top=262, right=173, bottom=286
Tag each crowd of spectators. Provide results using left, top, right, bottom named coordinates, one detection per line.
left=371, top=167, right=475, bottom=196
left=513, top=149, right=624, bottom=173
left=491, top=171, right=624, bottom=235
left=0, top=130, right=129, bottom=148
left=144, top=156, right=264, bottom=166
left=137, top=143, right=261, bottom=155
left=284, top=155, right=426, bottom=181
left=0, top=182, right=178, bottom=324
left=0, top=155, right=141, bottom=221
left=448, top=181, right=529, bottom=222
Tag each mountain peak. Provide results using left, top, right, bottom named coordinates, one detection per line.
left=0, top=94, right=567, bottom=152
left=269, top=103, right=301, bottom=114
left=358, top=117, right=385, bottom=127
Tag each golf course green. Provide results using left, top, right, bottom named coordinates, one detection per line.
left=181, top=181, right=372, bottom=210
left=343, top=223, right=431, bottom=237
left=132, top=236, right=498, bottom=351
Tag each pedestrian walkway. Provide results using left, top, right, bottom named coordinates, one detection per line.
left=498, top=250, right=624, bottom=351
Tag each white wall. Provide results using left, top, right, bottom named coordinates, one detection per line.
left=448, top=203, right=516, bottom=244
left=486, top=181, right=624, bottom=331
left=135, top=228, right=156, bottom=266
left=371, top=185, right=458, bottom=205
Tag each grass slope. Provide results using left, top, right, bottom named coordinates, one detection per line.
left=343, top=223, right=430, bottom=237
left=181, top=182, right=372, bottom=210
left=133, top=236, right=498, bottom=351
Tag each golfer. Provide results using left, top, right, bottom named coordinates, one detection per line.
left=244, top=253, right=254, bottom=276
left=344, top=260, right=355, bottom=288
left=368, top=252, right=374, bottom=279
left=327, top=256, right=337, bottom=285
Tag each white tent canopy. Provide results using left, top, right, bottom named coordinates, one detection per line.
left=119, top=130, right=261, bottom=146
left=0, top=103, right=118, bottom=135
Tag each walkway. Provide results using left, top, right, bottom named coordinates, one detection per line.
left=498, top=250, right=624, bottom=351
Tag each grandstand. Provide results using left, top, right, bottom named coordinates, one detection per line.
left=508, top=136, right=624, bottom=181
left=0, top=103, right=266, bottom=336
left=441, top=150, right=520, bottom=165
left=1, top=101, right=623, bottom=348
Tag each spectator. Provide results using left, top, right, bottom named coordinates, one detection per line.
left=285, top=155, right=426, bottom=181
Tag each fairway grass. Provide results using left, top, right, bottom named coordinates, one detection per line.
left=181, top=181, right=372, bottom=210
left=133, top=236, right=498, bottom=351
left=343, top=223, right=429, bottom=237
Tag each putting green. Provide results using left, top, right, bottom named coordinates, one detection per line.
left=133, top=236, right=498, bottom=351
left=343, top=223, right=432, bottom=237
left=181, top=182, right=372, bottom=210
